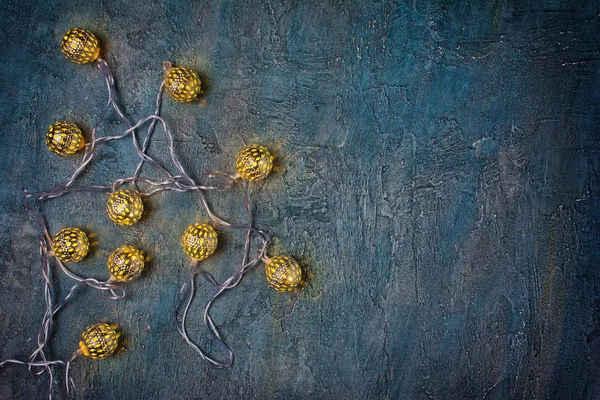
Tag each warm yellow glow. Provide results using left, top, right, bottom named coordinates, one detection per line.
left=45, top=121, right=85, bottom=156
left=60, top=28, right=100, bottom=64
left=181, top=223, right=218, bottom=261
left=164, top=66, right=202, bottom=102
left=106, top=190, right=144, bottom=226
left=107, top=245, right=145, bottom=282
left=52, top=227, right=89, bottom=263
left=236, top=145, right=274, bottom=181
left=79, top=322, right=120, bottom=359
left=265, top=255, right=302, bottom=292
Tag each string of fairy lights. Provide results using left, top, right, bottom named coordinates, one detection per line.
left=0, top=27, right=305, bottom=398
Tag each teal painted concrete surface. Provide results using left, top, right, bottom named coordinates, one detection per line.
left=0, top=1, right=599, bottom=399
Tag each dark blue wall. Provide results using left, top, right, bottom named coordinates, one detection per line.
left=0, top=1, right=599, bottom=399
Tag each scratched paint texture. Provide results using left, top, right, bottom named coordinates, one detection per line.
left=0, top=0, right=599, bottom=399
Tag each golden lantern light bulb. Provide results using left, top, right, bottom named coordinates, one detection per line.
left=107, top=190, right=144, bottom=226
left=265, top=255, right=302, bottom=292
left=235, top=144, right=274, bottom=181
left=107, top=245, right=145, bottom=282
left=60, top=28, right=100, bottom=64
left=181, top=223, right=218, bottom=261
left=45, top=121, right=85, bottom=156
left=52, top=227, right=89, bottom=263
left=164, top=65, right=202, bottom=102
left=79, top=322, right=120, bottom=359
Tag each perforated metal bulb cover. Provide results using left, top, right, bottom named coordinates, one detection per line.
left=45, top=121, right=85, bottom=156
left=79, top=322, right=120, bottom=359
left=107, top=245, right=145, bottom=282
left=52, top=227, right=89, bottom=263
left=181, top=223, right=218, bottom=261
left=164, top=66, right=202, bottom=102
left=265, top=255, right=302, bottom=291
left=235, top=144, right=274, bottom=181
left=107, top=190, right=144, bottom=226
left=60, top=28, right=100, bottom=64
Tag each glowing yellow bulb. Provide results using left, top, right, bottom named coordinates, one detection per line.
left=236, top=145, right=274, bottom=181
left=45, top=121, right=85, bottom=156
left=265, top=255, right=302, bottom=292
left=107, top=245, right=145, bottom=282
left=79, top=322, right=120, bottom=359
left=164, top=66, right=202, bottom=102
left=52, top=227, right=89, bottom=263
left=181, top=223, right=218, bottom=261
left=60, top=28, right=100, bottom=64
left=107, top=190, right=144, bottom=226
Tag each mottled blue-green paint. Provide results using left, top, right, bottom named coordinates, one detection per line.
left=0, top=1, right=599, bottom=399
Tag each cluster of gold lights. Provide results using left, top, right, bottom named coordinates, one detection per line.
left=41, top=27, right=305, bottom=361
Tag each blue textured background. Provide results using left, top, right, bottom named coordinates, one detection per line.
left=1, top=1, right=599, bottom=399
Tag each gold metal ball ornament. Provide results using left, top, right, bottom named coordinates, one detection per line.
left=164, top=64, right=202, bottom=102
left=52, top=227, right=89, bottom=263
left=107, top=245, right=145, bottom=282
left=60, top=28, right=100, bottom=64
left=265, top=255, right=302, bottom=292
left=45, top=121, right=85, bottom=156
left=181, top=223, right=218, bottom=261
left=79, top=322, right=120, bottom=359
left=106, top=190, right=144, bottom=226
left=235, top=145, right=274, bottom=181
